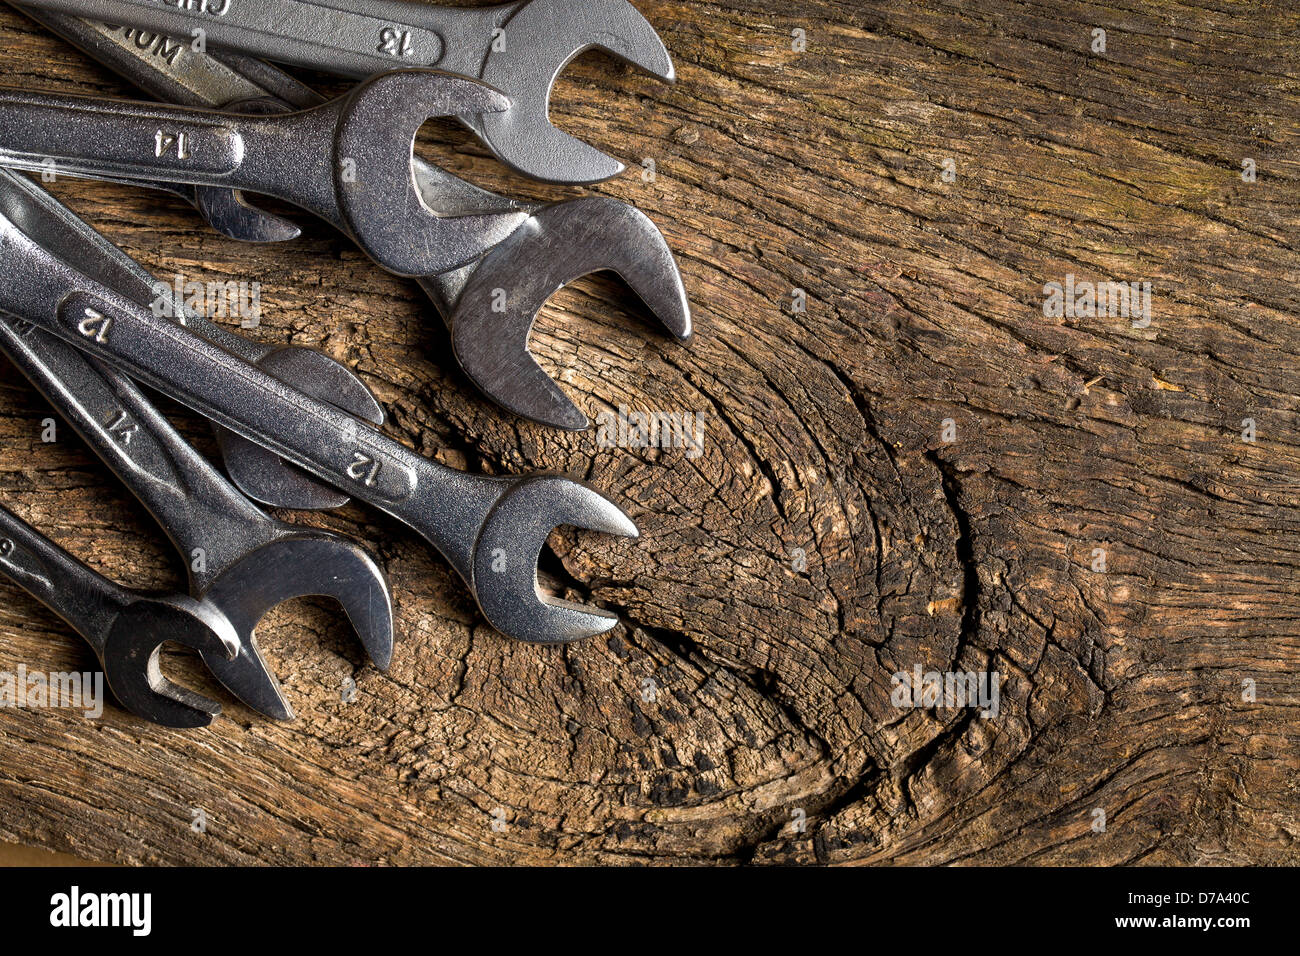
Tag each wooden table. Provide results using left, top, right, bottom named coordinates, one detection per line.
left=0, top=1, right=1296, bottom=866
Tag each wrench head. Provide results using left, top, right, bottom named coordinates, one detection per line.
left=471, top=475, right=637, bottom=643
left=451, top=197, right=691, bottom=430
left=195, top=535, right=394, bottom=721
left=102, top=595, right=241, bottom=729
left=194, top=184, right=302, bottom=243
left=471, top=0, right=676, bottom=184
left=334, top=71, right=530, bottom=277
left=216, top=345, right=386, bottom=511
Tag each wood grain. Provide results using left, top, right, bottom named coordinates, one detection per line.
left=0, top=0, right=1296, bottom=865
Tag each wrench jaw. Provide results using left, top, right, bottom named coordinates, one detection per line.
left=194, top=184, right=302, bottom=243
left=191, top=95, right=304, bottom=244
left=474, top=0, right=677, bottom=184
left=196, top=535, right=395, bottom=721
left=332, top=70, right=529, bottom=277
left=470, top=475, right=637, bottom=644
left=450, top=197, right=691, bottom=430
left=101, top=596, right=241, bottom=729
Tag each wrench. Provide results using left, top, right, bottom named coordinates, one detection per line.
left=11, top=5, right=306, bottom=243
left=12, top=5, right=392, bottom=509
left=0, top=313, right=394, bottom=720
left=32, top=158, right=388, bottom=512
left=0, top=502, right=240, bottom=727
left=5, top=25, right=693, bottom=431
left=16, top=0, right=676, bottom=185
left=0, top=13, right=404, bottom=510
left=0, top=172, right=394, bottom=719
left=0, top=70, right=531, bottom=277
left=0, top=172, right=638, bottom=643
left=47, top=185, right=387, bottom=511
left=11, top=6, right=300, bottom=242
left=434, top=196, right=690, bottom=430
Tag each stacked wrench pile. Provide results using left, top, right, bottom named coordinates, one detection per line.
left=0, top=1, right=690, bottom=726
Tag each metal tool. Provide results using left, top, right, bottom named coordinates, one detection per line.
left=3, top=9, right=413, bottom=509
left=0, top=502, right=240, bottom=727
left=15, top=0, right=676, bottom=185
left=0, top=169, right=394, bottom=720
left=0, top=175, right=638, bottom=643
left=10, top=8, right=299, bottom=242
left=12, top=4, right=307, bottom=243
left=431, top=196, right=690, bottom=430
left=0, top=70, right=530, bottom=277
left=213, top=347, right=385, bottom=511
left=17, top=140, right=389, bottom=512
left=0, top=14, right=402, bottom=508
left=0, top=316, right=393, bottom=719
left=0, top=21, right=693, bottom=431
left=25, top=162, right=387, bottom=511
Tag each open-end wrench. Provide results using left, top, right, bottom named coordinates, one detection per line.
left=11, top=3, right=303, bottom=243
left=0, top=15, right=405, bottom=509
left=8, top=124, right=389, bottom=512
left=0, top=502, right=240, bottom=727
left=0, top=170, right=394, bottom=719
left=16, top=0, right=676, bottom=185
left=0, top=70, right=531, bottom=277
left=6, top=26, right=693, bottom=431
left=9, top=5, right=299, bottom=242
left=431, top=196, right=690, bottom=429
left=0, top=313, right=393, bottom=720
left=0, top=172, right=638, bottom=643
left=42, top=180, right=386, bottom=511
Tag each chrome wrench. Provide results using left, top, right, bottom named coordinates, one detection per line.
left=0, top=70, right=529, bottom=277
left=0, top=171, right=394, bottom=721
left=12, top=4, right=310, bottom=242
left=0, top=173, right=637, bottom=643
left=4, top=18, right=692, bottom=431
left=0, top=502, right=239, bottom=727
left=51, top=203, right=386, bottom=510
left=15, top=0, right=677, bottom=184
left=0, top=310, right=394, bottom=720
left=11, top=3, right=392, bottom=510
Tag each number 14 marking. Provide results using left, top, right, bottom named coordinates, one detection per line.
left=378, top=27, right=413, bottom=56
left=155, top=129, right=190, bottom=159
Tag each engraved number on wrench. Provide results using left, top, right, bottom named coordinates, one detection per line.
left=78, top=309, right=113, bottom=344
left=172, top=0, right=232, bottom=16
left=105, top=410, right=139, bottom=446
left=377, top=27, right=414, bottom=57
left=347, top=451, right=381, bottom=487
left=155, top=129, right=191, bottom=160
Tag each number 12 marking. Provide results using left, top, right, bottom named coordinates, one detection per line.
left=347, top=452, right=381, bottom=487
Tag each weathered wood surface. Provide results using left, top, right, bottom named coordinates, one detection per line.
left=0, top=0, right=1297, bottom=866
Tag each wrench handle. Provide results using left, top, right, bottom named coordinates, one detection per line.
left=10, top=6, right=317, bottom=109
left=46, top=287, right=504, bottom=583
left=0, top=86, right=344, bottom=229
left=0, top=502, right=128, bottom=656
left=0, top=87, right=242, bottom=178
left=19, top=5, right=522, bottom=224
left=0, top=315, right=277, bottom=593
left=16, top=0, right=508, bottom=78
